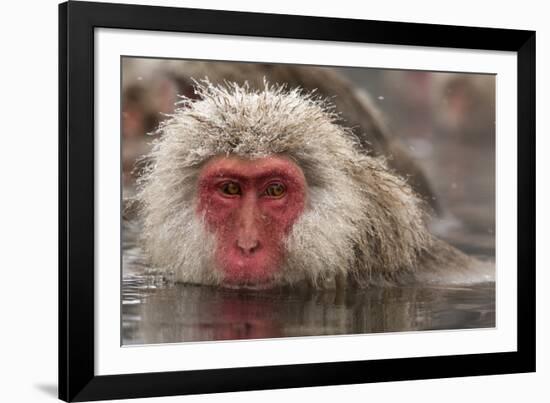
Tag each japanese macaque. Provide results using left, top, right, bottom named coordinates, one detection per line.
left=134, top=81, right=492, bottom=289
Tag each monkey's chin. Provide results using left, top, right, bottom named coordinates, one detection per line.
left=219, top=261, right=279, bottom=290
left=221, top=281, right=278, bottom=291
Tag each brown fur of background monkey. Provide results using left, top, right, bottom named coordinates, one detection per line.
left=133, top=80, right=492, bottom=289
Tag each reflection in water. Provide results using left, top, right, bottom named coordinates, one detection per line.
left=122, top=271, right=495, bottom=345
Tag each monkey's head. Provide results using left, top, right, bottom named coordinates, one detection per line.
left=137, top=81, right=431, bottom=289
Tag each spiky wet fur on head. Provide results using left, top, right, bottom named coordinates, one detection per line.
left=137, top=80, right=433, bottom=288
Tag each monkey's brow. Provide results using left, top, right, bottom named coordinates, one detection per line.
left=204, top=169, right=293, bottom=182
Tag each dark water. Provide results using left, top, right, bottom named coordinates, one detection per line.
left=122, top=270, right=495, bottom=345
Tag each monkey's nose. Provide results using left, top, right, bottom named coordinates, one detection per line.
left=237, top=239, right=260, bottom=255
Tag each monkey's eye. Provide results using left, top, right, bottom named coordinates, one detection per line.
left=220, top=182, right=241, bottom=196
left=264, top=183, right=286, bottom=198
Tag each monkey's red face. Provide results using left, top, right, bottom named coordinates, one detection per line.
left=197, top=156, right=307, bottom=286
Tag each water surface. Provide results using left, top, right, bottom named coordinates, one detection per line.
left=122, top=269, right=495, bottom=345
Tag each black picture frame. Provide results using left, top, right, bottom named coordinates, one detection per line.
left=59, top=1, right=536, bottom=401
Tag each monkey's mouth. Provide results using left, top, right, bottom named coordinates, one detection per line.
left=219, top=259, right=279, bottom=289
left=214, top=246, right=282, bottom=288
left=221, top=269, right=277, bottom=289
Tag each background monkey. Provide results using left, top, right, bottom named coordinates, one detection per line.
left=134, top=81, right=492, bottom=289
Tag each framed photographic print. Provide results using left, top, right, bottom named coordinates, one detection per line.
left=59, top=0, right=535, bottom=401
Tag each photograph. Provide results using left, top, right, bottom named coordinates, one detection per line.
left=121, top=58, right=496, bottom=345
